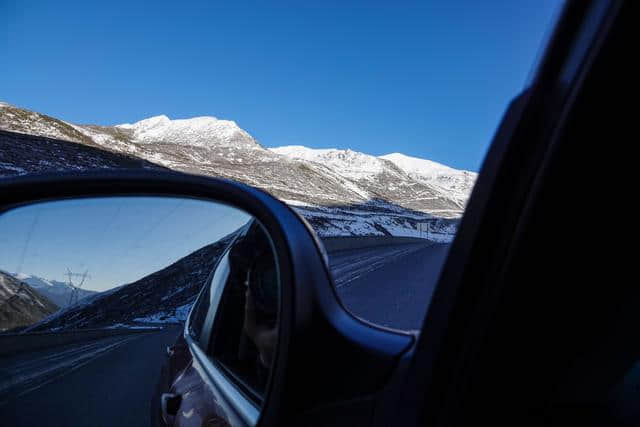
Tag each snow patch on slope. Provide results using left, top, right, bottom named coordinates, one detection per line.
left=380, top=152, right=459, bottom=176
left=270, top=145, right=390, bottom=180
left=380, top=152, right=477, bottom=206
left=131, top=301, right=193, bottom=324
left=12, top=273, right=69, bottom=290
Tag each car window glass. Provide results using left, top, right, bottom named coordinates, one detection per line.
left=0, top=2, right=564, bottom=425
left=206, top=222, right=279, bottom=402
left=199, top=251, right=230, bottom=349
left=188, top=270, right=213, bottom=343
left=1, top=4, right=561, bottom=336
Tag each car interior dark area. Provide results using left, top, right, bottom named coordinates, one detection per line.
left=411, top=2, right=635, bottom=427
left=209, top=223, right=279, bottom=403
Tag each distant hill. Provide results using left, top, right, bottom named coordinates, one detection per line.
left=0, top=271, right=59, bottom=332
left=11, top=273, right=98, bottom=308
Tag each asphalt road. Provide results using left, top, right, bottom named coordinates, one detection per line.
left=0, top=242, right=449, bottom=426
left=0, top=327, right=180, bottom=426
left=330, top=242, right=451, bottom=331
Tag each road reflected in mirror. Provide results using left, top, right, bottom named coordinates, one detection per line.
left=0, top=197, right=279, bottom=426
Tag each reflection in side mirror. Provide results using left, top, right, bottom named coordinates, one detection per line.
left=0, top=196, right=280, bottom=426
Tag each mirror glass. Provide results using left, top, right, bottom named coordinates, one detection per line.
left=0, top=196, right=279, bottom=426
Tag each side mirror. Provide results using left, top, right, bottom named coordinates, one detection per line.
left=0, top=171, right=412, bottom=427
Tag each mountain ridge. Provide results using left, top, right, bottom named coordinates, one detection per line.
left=0, top=102, right=477, bottom=237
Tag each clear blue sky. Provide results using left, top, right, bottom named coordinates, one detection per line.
left=0, top=198, right=250, bottom=291
left=1, top=0, right=561, bottom=171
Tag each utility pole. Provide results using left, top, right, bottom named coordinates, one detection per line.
left=65, top=268, right=90, bottom=306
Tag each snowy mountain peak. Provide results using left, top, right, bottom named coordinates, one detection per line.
left=115, top=114, right=260, bottom=149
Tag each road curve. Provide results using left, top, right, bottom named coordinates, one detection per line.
left=332, top=243, right=451, bottom=331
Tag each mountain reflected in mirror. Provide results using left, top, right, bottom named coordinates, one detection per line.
left=0, top=197, right=251, bottom=332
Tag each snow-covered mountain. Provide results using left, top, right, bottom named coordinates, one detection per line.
left=0, top=271, right=58, bottom=332
left=11, top=273, right=97, bottom=308
left=271, top=146, right=476, bottom=211
left=0, top=101, right=478, bottom=237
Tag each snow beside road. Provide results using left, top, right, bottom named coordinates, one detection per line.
left=131, top=301, right=193, bottom=324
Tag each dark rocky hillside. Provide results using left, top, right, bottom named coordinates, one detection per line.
left=0, top=271, right=59, bottom=332
left=0, top=129, right=163, bottom=177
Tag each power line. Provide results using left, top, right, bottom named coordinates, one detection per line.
left=15, top=210, right=40, bottom=275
